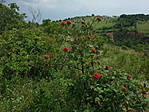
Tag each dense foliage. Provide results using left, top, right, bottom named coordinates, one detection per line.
left=0, top=3, right=149, bottom=112
left=0, top=3, right=27, bottom=34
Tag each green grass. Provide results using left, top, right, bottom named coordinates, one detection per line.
left=137, top=21, right=149, bottom=34
left=70, top=15, right=149, bottom=34
left=1, top=43, right=149, bottom=112
left=101, top=44, right=149, bottom=82
left=70, top=16, right=117, bottom=29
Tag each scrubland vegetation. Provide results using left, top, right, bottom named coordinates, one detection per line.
left=0, top=2, right=149, bottom=112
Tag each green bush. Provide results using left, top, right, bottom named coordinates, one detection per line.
left=0, top=15, right=149, bottom=112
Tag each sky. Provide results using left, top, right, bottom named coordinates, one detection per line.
left=4, top=0, right=149, bottom=23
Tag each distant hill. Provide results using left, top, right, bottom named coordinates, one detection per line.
left=59, top=14, right=149, bottom=35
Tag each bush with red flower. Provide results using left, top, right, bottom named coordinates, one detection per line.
left=60, top=17, right=149, bottom=112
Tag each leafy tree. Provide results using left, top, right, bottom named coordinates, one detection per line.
left=0, top=3, right=27, bottom=34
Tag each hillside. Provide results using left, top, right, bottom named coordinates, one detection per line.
left=0, top=3, right=149, bottom=112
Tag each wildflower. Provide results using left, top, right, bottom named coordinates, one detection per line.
left=63, top=48, right=70, bottom=51
left=141, top=90, right=148, bottom=94
left=105, top=65, right=110, bottom=70
left=87, top=35, right=92, bottom=39
left=93, top=73, right=101, bottom=79
left=92, top=49, right=97, bottom=53
left=74, top=37, right=78, bottom=39
left=60, top=21, right=66, bottom=25
left=97, top=17, right=102, bottom=21
left=127, top=75, right=132, bottom=79
left=66, top=20, right=72, bottom=25
left=120, top=85, right=128, bottom=91
left=44, top=55, right=50, bottom=59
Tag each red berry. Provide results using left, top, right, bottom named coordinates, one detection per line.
left=92, top=49, right=97, bottom=53
left=63, top=48, right=70, bottom=51
left=97, top=17, right=102, bottom=21
left=93, top=73, right=101, bottom=79
left=44, top=55, right=50, bottom=59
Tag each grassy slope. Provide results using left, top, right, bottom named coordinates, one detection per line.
left=137, top=21, right=149, bottom=34
left=71, top=15, right=149, bottom=34
left=101, top=44, right=149, bottom=82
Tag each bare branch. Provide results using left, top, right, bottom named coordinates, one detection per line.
left=29, top=6, right=42, bottom=23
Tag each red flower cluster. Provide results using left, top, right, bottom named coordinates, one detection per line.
left=120, top=85, right=128, bottom=91
left=93, top=73, right=101, bottom=79
left=105, top=65, right=110, bottom=70
left=44, top=55, right=50, bottom=59
left=87, top=35, right=92, bottom=39
left=141, top=90, right=148, bottom=94
left=97, top=17, right=102, bottom=21
left=74, top=37, right=78, bottom=39
left=92, top=49, right=97, bottom=53
left=127, top=75, right=132, bottom=79
left=60, top=20, right=72, bottom=25
left=66, top=20, right=72, bottom=25
left=60, top=21, right=66, bottom=25
left=63, top=48, right=70, bottom=51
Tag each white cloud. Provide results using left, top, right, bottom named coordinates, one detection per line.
left=4, top=0, right=149, bottom=23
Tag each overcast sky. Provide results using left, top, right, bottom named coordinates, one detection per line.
left=4, top=0, right=149, bottom=23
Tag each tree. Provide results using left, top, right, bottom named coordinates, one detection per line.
left=0, top=3, right=27, bottom=34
